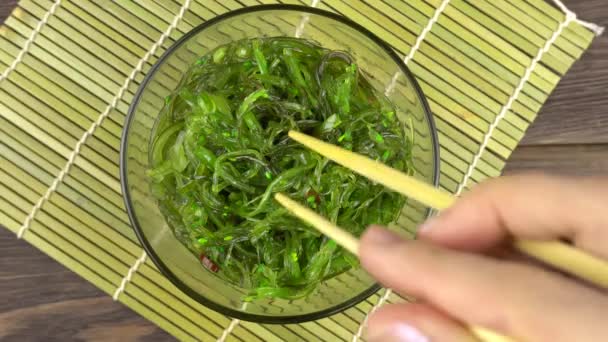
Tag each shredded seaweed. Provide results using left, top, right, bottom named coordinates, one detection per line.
left=149, top=37, right=414, bottom=300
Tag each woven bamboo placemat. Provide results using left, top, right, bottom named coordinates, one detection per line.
left=0, top=0, right=603, bottom=340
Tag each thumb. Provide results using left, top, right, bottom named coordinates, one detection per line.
left=360, top=226, right=608, bottom=342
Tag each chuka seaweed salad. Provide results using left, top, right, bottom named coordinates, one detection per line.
left=148, top=37, right=414, bottom=300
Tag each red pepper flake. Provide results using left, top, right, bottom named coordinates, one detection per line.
left=306, top=189, right=321, bottom=204
left=200, top=254, right=219, bottom=273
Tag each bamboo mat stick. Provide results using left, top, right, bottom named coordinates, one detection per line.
left=274, top=192, right=514, bottom=342
left=288, top=130, right=608, bottom=288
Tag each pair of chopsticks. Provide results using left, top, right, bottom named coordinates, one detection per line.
left=274, top=130, right=608, bottom=342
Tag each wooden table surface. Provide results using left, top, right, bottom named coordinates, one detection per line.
left=1, top=0, right=606, bottom=340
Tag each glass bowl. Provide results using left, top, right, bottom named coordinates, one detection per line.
left=121, top=4, right=439, bottom=323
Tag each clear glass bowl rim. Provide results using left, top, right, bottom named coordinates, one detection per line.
left=120, top=4, right=440, bottom=324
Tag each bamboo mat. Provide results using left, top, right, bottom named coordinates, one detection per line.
left=0, top=0, right=603, bottom=341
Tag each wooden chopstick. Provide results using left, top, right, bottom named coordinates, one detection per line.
left=275, top=193, right=359, bottom=255
left=287, top=130, right=608, bottom=288
left=289, top=131, right=456, bottom=210
left=274, top=192, right=515, bottom=342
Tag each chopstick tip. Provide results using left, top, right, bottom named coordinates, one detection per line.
left=274, top=192, right=287, bottom=203
left=288, top=130, right=303, bottom=140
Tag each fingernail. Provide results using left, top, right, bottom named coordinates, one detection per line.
left=366, top=226, right=403, bottom=246
left=367, top=323, right=429, bottom=342
left=417, top=216, right=441, bottom=235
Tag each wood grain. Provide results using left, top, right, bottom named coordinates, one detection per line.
left=521, top=35, right=608, bottom=145
left=0, top=0, right=15, bottom=20
left=0, top=0, right=606, bottom=341
left=521, top=0, right=608, bottom=145
left=506, top=144, right=608, bottom=175
left=0, top=229, right=171, bottom=341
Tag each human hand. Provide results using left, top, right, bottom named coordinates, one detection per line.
left=360, top=174, right=608, bottom=341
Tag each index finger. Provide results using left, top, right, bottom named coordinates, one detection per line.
left=420, top=174, right=608, bottom=259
